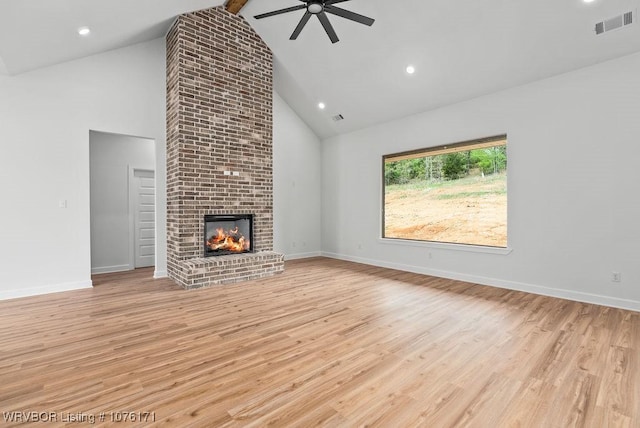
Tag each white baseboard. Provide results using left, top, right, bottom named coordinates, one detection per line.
left=0, top=280, right=93, bottom=301
left=321, top=252, right=640, bottom=313
left=91, top=264, right=132, bottom=274
left=154, top=270, right=168, bottom=279
left=284, top=251, right=322, bottom=261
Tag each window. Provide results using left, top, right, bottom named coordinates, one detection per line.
left=383, top=135, right=507, bottom=248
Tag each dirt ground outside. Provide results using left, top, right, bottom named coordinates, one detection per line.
left=384, top=173, right=507, bottom=247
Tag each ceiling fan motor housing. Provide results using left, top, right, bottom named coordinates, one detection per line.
left=307, top=2, right=324, bottom=15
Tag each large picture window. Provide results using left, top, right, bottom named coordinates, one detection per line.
left=383, top=135, right=507, bottom=248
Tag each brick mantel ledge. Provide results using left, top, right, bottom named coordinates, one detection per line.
left=172, top=251, right=284, bottom=289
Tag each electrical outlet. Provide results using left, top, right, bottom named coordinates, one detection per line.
left=612, top=272, right=622, bottom=283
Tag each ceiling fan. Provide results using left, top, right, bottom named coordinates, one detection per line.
left=254, top=0, right=375, bottom=44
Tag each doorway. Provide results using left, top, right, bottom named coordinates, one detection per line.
left=89, top=131, right=156, bottom=274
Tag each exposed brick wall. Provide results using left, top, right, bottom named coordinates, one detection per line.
left=166, top=6, right=283, bottom=288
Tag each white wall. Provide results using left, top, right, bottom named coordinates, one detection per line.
left=273, top=92, right=322, bottom=259
left=0, top=55, right=7, bottom=75
left=322, top=51, right=640, bottom=312
left=90, top=131, right=155, bottom=274
left=0, top=38, right=167, bottom=299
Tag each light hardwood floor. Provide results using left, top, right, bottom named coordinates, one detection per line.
left=0, top=258, right=638, bottom=427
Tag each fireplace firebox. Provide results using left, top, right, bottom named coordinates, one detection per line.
left=204, top=214, right=253, bottom=257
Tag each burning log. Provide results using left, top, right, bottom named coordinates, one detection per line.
left=207, top=227, right=250, bottom=252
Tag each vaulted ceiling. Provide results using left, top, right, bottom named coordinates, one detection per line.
left=1, top=0, right=639, bottom=139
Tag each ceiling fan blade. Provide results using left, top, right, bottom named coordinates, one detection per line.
left=324, top=5, right=375, bottom=26
left=290, top=12, right=312, bottom=40
left=325, top=0, right=352, bottom=5
left=254, top=4, right=306, bottom=19
left=317, top=12, right=339, bottom=43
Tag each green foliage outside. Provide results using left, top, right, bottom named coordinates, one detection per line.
left=386, top=171, right=506, bottom=195
left=442, top=152, right=466, bottom=180
left=384, top=146, right=507, bottom=185
left=384, top=158, right=426, bottom=185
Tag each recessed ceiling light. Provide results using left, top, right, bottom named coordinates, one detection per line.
left=406, top=65, right=416, bottom=74
left=318, top=102, right=326, bottom=110
left=78, top=27, right=91, bottom=36
left=583, top=0, right=595, bottom=3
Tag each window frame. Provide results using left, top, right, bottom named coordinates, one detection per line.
left=381, top=134, right=509, bottom=250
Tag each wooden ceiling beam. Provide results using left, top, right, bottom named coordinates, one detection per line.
left=225, top=0, right=249, bottom=15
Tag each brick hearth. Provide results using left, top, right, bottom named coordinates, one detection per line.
left=166, top=6, right=284, bottom=289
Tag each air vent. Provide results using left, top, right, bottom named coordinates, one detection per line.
left=624, top=11, right=633, bottom=25
left=595, top=10, right=634, bottom=35
left=332, top=114, right=344, bottom=122
left=595, top=22, right=604, bottom=35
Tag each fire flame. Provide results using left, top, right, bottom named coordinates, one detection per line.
left=207, top=226, right=250, bottom=253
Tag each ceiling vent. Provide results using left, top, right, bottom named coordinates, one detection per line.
left=595, top=11, right=633, bottom=35
left=332, top=114, right=344, bottom=122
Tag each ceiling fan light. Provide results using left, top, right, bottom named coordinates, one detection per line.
left=307, top=2, right=324, bottom=14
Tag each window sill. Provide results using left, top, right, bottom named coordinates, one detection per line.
left=378, top=238, right=513, bottom=255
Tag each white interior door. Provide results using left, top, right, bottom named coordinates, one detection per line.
left=133, top=169, right=155, bottom=268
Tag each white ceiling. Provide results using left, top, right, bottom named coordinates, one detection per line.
left=0, top=0, right=225, bottom=74
left=1, top=0, right=639, bottom=139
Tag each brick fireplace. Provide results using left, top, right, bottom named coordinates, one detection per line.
left=166, top=6, right=284, bottom=289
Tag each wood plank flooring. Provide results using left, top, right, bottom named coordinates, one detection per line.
left=0, top=257, right=638, bottom=427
